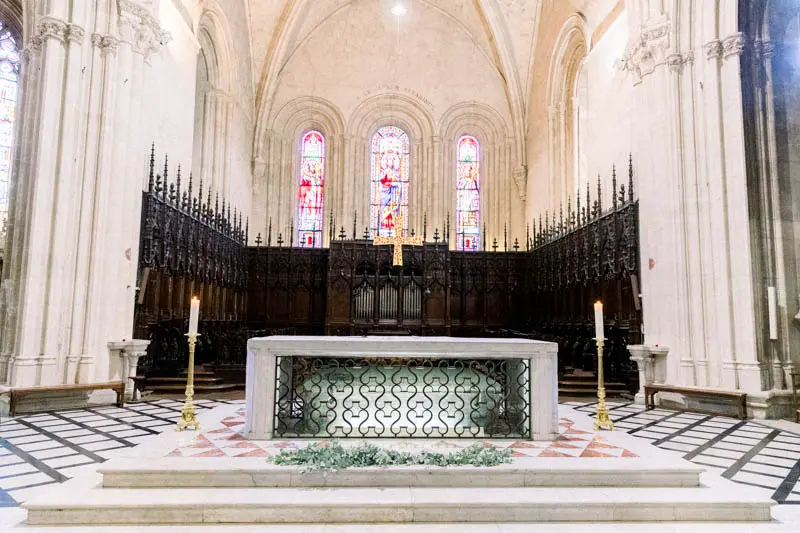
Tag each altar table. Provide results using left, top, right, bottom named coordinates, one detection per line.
left=243, top=336, right=559, bottom=441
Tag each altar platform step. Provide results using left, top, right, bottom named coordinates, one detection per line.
left=559, top=370, right=629, bottom=397
left=143, top=367, right=244, bottom=394
left=23, top=483, right=773, bottom=525
left=97, top=457, right=704, bottom=488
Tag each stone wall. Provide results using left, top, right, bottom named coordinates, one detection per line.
left=0, top=0, right=200, bottom=389
left=250, top=0, right=527, bottom=248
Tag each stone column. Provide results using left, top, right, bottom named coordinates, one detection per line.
left=107, top=339, right=150, bottom=400
left=628, top=345, right=670, bottom=404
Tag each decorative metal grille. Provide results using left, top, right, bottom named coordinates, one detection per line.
left=273, top=357, right=530, bottom=438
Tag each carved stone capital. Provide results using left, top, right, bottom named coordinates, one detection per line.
left=723, top=33, right=744, bottom=60
left=65, top=23, right=86, bottom=44
left=622, top=21, right=672, bottom=84
left=705, top=39, right=724, bottom=61
left=512, top=166, right=527, bottom=201
left=92, top=33, right=120, bottom=55
left=118, top=0, right=173, bottom=60
left=37, top=16, right=68, bottom=43
left=666, top=53, right=684, bottom=73
left=761, top=40, right=775, bottom=58
left=666, top=51, right=694, bottom=74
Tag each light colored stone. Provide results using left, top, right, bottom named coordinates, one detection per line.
left=244, top=336, right=559, bottom=441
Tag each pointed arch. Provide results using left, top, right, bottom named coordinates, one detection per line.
left=546, top=13, right=589, bottom=208
left=253, top=0, right=525, bottom=172
left=192, top=2, right=238, bottom=198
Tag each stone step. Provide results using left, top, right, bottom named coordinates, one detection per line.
left=10, top=524, right=800, bottom=533
left=147, top=377, right=224, bottom=384
left=145, top=383, right=240, bottom=393
left=98, top=457, right=703, bottom=489
left=558, top=387, right=628, bottom=396
left=559, top=380, right=628, bottom=388
left=23, top=484, right=773, bottom=525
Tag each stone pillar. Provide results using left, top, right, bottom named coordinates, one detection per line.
left=628, top=345, right=670, bottom=404
left=0, top=1, right=170, bottom=391
left=107, top=340, right=150, bottom=399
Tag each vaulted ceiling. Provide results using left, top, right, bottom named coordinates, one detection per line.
left=246, top=0, right=543, bottom=149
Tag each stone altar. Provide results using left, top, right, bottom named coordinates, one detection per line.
left=243, top=336, right=559, bottom=441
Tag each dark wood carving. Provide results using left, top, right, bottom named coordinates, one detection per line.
left=134, top=147, right=248, bottom=375
left=134, top=148, right=641, bottom=390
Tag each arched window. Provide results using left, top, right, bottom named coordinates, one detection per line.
left=371, top=126, right=410, bottom=238
left=0, top=21, right=19, bottom=232
left=456, top=136, right=480, bottom=251
left=297, top=130, right=325, bottom=248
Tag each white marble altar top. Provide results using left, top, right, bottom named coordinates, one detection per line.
left=247, top=336, right=557, bottom=359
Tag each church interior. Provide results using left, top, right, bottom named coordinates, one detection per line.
left=1, top=0, right=800, bottom=529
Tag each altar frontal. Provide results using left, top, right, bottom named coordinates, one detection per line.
left=244, top=336, right=559, bottom=441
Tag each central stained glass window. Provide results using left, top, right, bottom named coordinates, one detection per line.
left=297, top=130, right=325, bottom=248
left=456, top=135, right=481, bottom=251
left=370, top=126, right=410, bottom=238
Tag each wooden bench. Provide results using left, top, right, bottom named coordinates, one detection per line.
left=644, top=384, right=747, bottom=419
left=8, top=381, right=125, bottom=416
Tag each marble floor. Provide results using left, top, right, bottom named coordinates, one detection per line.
left=1, top=398, right=799, bottom=514
left=0, top=398, right=239, bottom=506
left=166, top=406, right=640, bottom=460
left=0, top=399, right=799, bottom=530
left=565, top=401, right=800, bottom=504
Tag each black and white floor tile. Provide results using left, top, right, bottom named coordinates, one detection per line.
left=1, top=399, right=799, bottom=508
left=566, top=400, right=800, bottom=504
left=0, top=398, right=240, bottom=507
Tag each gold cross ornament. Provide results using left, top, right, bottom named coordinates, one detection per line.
left=373, top=210, right=422, bottom=266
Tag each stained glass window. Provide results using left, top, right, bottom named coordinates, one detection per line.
left=456, top=136, right=481, bottom=251
left=370, top=126, right=410, bottom=238
left=297, top=131, right=325, bottom=248
left=0, top=22, right=19, bottom=234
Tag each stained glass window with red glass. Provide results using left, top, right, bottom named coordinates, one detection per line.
left=370, top=126, right=410, bottom=238
left=456, top=136, right=481, bottom=251
left=297, top=131, right=325, bottom=248
left=0, top=22, right=19, bottom=234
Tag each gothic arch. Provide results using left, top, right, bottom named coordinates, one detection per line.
left=545, top=13, right=589, bottom=210
left=0, top=0, right=22, bottom=44
left=271, top=95, right=345, bottom=143
left=439, top=102, right=511, bottom=242
left=347, top=93, right=435, bottom=234
left=348, top=93, right=435, bottom=142
left=253, top=96, right=345, bottom=247
left=196, top=2, right=236, bottom=93
left=252, top=0, right=525, bottom=172
left=192, top=2, right=237, bottom=198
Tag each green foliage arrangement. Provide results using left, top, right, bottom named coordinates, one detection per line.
left=270, top=442, right=513, bottom=472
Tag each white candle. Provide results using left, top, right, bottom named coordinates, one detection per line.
left=188, top=297, right=200, bottom=335
left=767, top=287, right=778, bottom=340
left=594, top=301, right=604, bottom=340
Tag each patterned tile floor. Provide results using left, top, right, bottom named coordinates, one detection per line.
left=0, top=399, right=239, bottom=507
left=166, top=408, right=639, bottom=459
left=566, top=401, right=800, bottom=504
left=0, top=398, right=798, bottom=507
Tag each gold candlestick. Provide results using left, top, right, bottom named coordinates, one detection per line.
left=177, top=333, right=200, bottom=432
left=594, top=337, right=614, bottom=431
